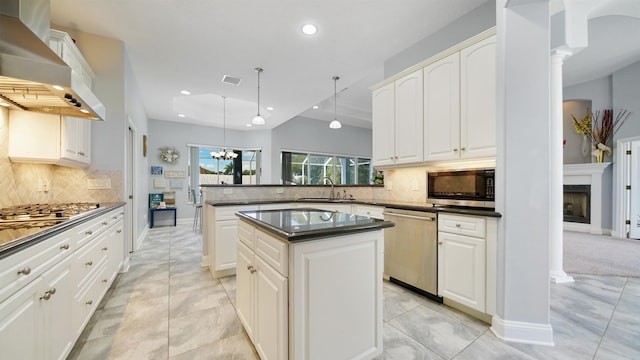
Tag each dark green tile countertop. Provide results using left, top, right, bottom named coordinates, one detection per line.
left=205, top=198, right=502, bottom=218
left=0, top=202, right=126, bottom=258
left=237, top=208, right=395, bottom=242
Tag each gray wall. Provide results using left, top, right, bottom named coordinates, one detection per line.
left=612, top=60, right=640, bottom=143
left=270, top=116, right=373, bottom=183
left=384, top=0, right=495, bottom=77
left=563, top=76, right=613, bottom=112
left=148, top=117, right=373, bottom=219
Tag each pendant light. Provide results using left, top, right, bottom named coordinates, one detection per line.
left=329, top=76, right=342, bottom=129
left=252, top=67, right=266, bottom=125
left=211, top=96, right=238, bottom=160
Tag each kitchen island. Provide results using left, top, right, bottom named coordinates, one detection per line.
left=236, top=208, right=393, bottom=360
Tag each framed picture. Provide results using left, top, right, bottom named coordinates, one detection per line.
left=143, top=135, right=148, bottom=157
left=151, top=166, right=163, bottom=175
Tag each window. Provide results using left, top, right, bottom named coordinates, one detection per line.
left=282, top=151, right=372, bottom=185
left=188, top=145, right=261, bottom=202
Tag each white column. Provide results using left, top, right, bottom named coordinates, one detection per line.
left=492, top=0, right=554, bottom=345
left=549, top=50, right=574, bottom=284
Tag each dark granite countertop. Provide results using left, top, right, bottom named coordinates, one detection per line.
left=205, top=198, right=501, bottom=218
left=0, top=202, right=126, bottom=258
left=237, top=208, right=395, bottom=242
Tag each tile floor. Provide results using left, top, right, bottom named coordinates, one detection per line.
left=68, top=224, right=640, bottom=360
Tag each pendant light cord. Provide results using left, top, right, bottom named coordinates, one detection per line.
left=333, top=76, right=338, bottom=121
left=256, top=67, right=262, bottom=116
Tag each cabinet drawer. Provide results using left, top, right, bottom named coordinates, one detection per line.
left=438, top=214, right=486, bottom=238
left=74, top=234, right=109, bottom=291
left=73, top=262, right=109, bottom=335
left=215, top=206, right=255, bottom=221
left=0, top=231, right=74, bottom=303
left=75, top=214, right=109, bottom=247
left=238, top=220, right=255, bottom=249
left=355, top=205, right=384, bottom=220
left=255, top=229, right=288, bottom=276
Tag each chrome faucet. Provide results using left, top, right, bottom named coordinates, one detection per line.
left=319, top=176, right=335, bottom=199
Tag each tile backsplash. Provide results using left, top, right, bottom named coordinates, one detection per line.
left=0, top=108, right=122, bottom=208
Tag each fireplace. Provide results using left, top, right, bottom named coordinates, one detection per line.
left=563, top=163, right=612, bottom=235
left=563, top=185, right=590, bottom=224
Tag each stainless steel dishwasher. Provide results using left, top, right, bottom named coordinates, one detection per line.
left=383, top=208, right=441, bottom=301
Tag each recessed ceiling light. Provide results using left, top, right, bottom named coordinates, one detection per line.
left=180, top=90, right=191, bottom=95
left=313, top=105, right=319, bottom=109
left=245, top=123, right=253, bottom=127
left=80, top=109, right=89, bottom=113
left=266, top=106, right=274, bottom=111
left=178, top=114, right=186, bottom=118
left=301, top=24, right=317, bottom=35
left=0, top=102, right=9, bottom=107
left=52, top=85, right=64, bottom=91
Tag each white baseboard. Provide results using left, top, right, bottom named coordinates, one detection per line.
left=201, top=255, right=209, bottom=267
left=136, top=225, right=148, bottom=252
left=491, top=315, right=554, bottom=346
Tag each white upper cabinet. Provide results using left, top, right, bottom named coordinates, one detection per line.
left=372, top=83, right=396, bottom=166
left=424, top=35, right=496, bottom=161
left=373, top=32, right=496, bottom=167
left=394, top=71, right=424, bottom=164
left=460, top=36, right=497, bottom=159
left=423, top=52, right=461, bottom=161
left=8, top=111, right=91, bottom=168
left=372, top=70, right=423, bottom=167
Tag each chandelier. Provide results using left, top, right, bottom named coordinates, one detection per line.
left=211, top=96, right=238, bottom=160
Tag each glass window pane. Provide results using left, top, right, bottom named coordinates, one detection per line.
left=308, top=155, right=333, bottom=184
left=357, top=158, right=371, bottom=184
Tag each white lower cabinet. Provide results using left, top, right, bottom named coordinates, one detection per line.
left=237, top=219, right=384, bottom=360
left=205, top=204, right=255, bottom=277
left=236, top=223, right=288, bottom=360
left=0, top=206, right=126, bottom=360
left=0, top=254, right=74, bottom=360
left=438, top=213, right=496, bottom=315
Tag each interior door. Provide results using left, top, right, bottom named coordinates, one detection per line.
left=630, top=140, right=640, bottom=239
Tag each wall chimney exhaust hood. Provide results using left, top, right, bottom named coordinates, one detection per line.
left=0, top=0, right=105, bottom=120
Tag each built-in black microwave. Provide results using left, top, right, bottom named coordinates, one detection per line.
left=427, top=168, right=495, bottom=208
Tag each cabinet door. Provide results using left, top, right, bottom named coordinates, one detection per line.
left=0, top=277, right=42, bottom=360
left=394, top=70, right=424, bottom=164
left=43, top=256, right=75, bottom=360
left=423, top=53, right=461, bottom=161
left=77, top=119, right=91, bottom=164
left=438, top=232, right=485, bottom=312
left=372, top=83, right=395, bottom=166
left=255, top=255, right=288, bottom=360
left=214, top=220, right=239, bottom=271
left=61, top=117, right=91, bottom=165
left=236, top=241, right=256, bottom=341
left=460, top=35, right=496, bottom=158
left=8, top=111, right=61, bottom=163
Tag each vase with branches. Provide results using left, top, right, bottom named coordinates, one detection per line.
left=572, top=108, right=630, bottom=163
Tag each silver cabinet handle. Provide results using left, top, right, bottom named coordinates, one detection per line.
left=39, top=288, right=56, bottom=301
left=102, top=221, right=108, bottom=225
left=78, top=152, right=85, bottom=156
left=17, top=267, right=31, bottom=275
left=461, top=147, right=466, bottom=151
left=60, top=244, right=70, bottom=250
left=102, top=279, right=108, bottom=283
left=86, top=300, right=93, bottom=306
left=117, top=229, right=122, bottom=233
left=86, top=261, right=93, bottom=266
left=247, top=265, right=257, bottom=274
left=85, top=230, right=93, bottom=235
left=382, top=212, right=435, bottom=221
left=112, top=216, right=118, bottom=219
left=453, top=148, right=458, bottom=152
left=455, top=223, right=461, bottom=228
left=438, top=241, right=443, bottom=245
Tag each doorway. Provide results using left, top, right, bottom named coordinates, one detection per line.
left=126, top=120, right=138, bottom=264
left=615, top=137, right=640, bottom=239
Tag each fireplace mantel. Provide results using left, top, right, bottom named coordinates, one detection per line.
left=563, top=162, right=612, bottom=234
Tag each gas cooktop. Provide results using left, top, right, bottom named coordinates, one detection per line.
left=0, top=203, right=100, bottom=230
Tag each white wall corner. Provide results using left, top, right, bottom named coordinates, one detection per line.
left=491, top=316, right=555, bottom=346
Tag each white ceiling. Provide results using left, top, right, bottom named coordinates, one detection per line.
left=49, top=1, right=640, bottom=131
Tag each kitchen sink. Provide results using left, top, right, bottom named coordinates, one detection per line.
left=296, top=197, right=356, bottom=203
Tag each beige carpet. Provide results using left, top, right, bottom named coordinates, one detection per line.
left=563, top=231, right=640, bottom=277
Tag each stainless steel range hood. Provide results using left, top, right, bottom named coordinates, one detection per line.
left=0, top=0, right=105, bottom=120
